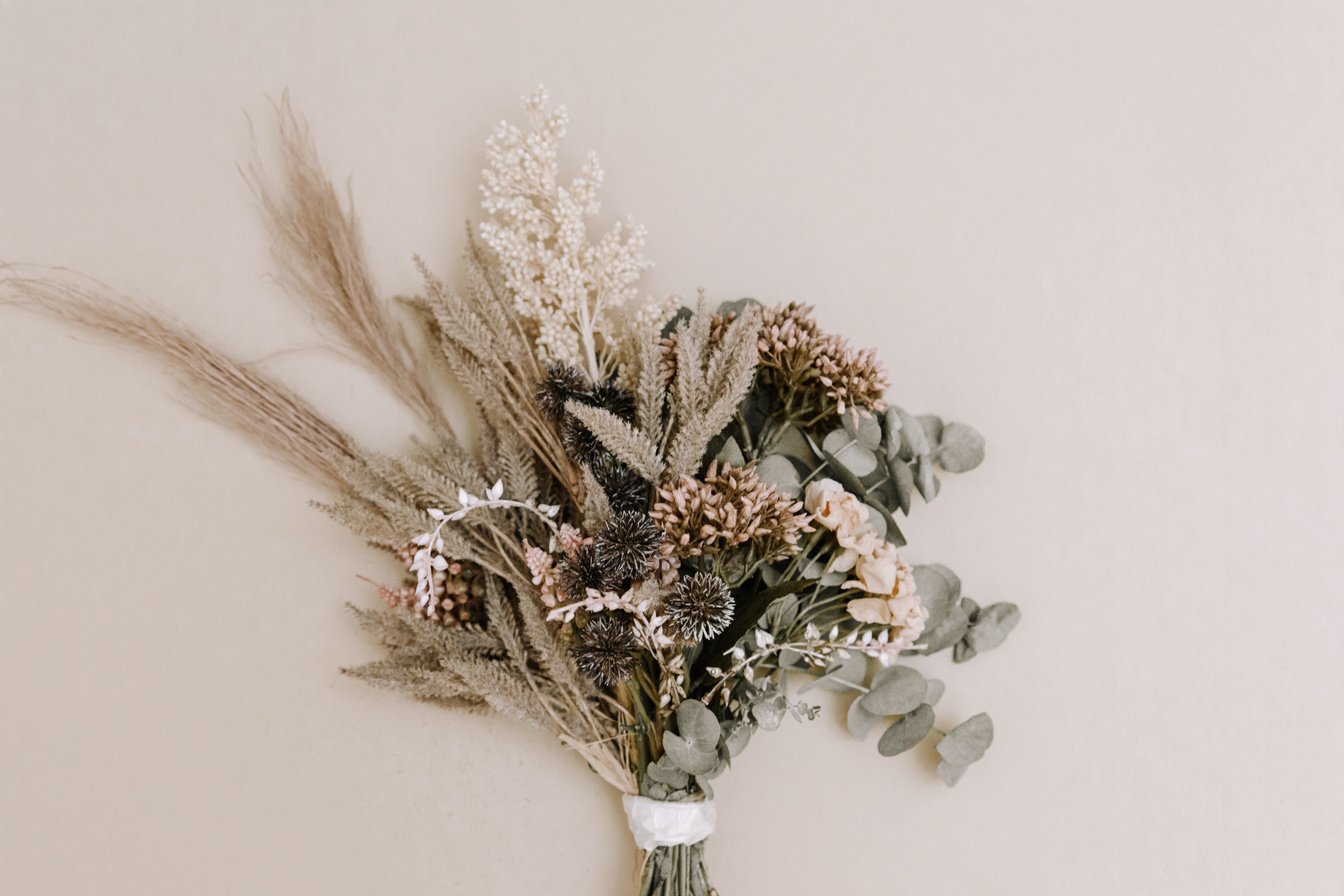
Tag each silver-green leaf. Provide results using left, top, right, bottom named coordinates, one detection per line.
left=858, top=665, right=925, bottom=716
left=936, top=713, right=994, bottom=766
left=877, top=703, right=935, bottom=756
left=935, top=421, right=985, bottom=473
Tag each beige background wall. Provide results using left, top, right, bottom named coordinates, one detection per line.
left=2, top=2, right=1342, bottom=893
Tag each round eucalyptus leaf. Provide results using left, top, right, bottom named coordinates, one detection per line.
left=912, top=565, right=958, bottom=628
left=823, top=428, right=879, bottom=478
left=716, top=297, right=762, bottom=316
left=894, top=407, right=928, bottom=457
left=663, top=732, right=720, bottom=776
left=646, top=755, right=690, bottom=788
left=915, top=602, right=970, bottom=655
left=918, top=414, right=944, bottom=448
left=722, top=721, right=753, bottom=757
left=877, top=703, right=935, bottom=757
left=887, top=457, right=914, bottom=514
left=676, top=699, right=722, bottom=752
left=935, top=421, right=985, bottom=473
left=864, top=503, right=888, bottom=540
left=756, top=453, right=802, bottom=497
left=936, top=713, right=994, bottom=766
left=924, top=678, right=946, bottom=706
left=751, top=695, right=788, bottom=731
left=847, top=697, right=885, bottom=740
left=715, top=436, right=746, bottom=468
left=882, top=407, right=905, bottom=459
left=843, top=412, right=883, bottom=451
left=964, top=603, right=1021, bottom=653
left=937, top=761, right=969, bottom=788
left=914, top=456, right=941, bottom=501
left=859, top=665, right=926, bottom=716
left=953, top=640, right=978, bottom=663
left=960, top=596, right=981, bottom=622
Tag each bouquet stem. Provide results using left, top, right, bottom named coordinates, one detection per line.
left=637, top=841, right=716, bottom=896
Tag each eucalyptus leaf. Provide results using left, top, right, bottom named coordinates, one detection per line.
left=846, top=697, right=886, bottom=740
left=676, top=699, right=722, bottom=752
left=865, top=499, right=907, bottom=547
left=843, top=412, right=883, bottom=451
left=859, top=665, right=926, bottom=716
left=953, top=641, right=978, bottom=663
left=935, top=421, right=985, bottom=473
left=823, top=428, right=879, bottom=477
left=864, top=503, right=888, bottom=540
left=882, top=407, right=905, bottom=459
left=924, top=678, right=946, bottom=706
left=717, top=297, right=762, bottom=317
left=771, top=423, right=812, bottom=462
left=722, top=720, right=753, bottom=757
left=646, top=755, right=690, bottom=789
left=716, top=436, right=746, bottom=468
left=877, top=703, right=935, bottom=756
left=751, top=694, right=788, bottom=731
left=777, top=647, right=808, bottom=670
left=912, top=602, right=970, bottom=655
left=914, top=456, right=941, bottom=501
left=937, top=761, right=969, bottom=787
left=894, top=407, right=927, bottom=457
left=887, top=457, right=914, bottom=514
left=926, top=563, right=962, bottom=597
left=918, top=415, right=944, bottom=448
left=912, top=565, right=959, bottom=630
left=960, top=596, right=981, bottom=621
left=663, top=732, right=720, bottom=776
left=964, top=603, right=1021, bottom=653
left=936, top=713, right=994, bottom=766
left=819, top=568, right=848, bottom=587
left=756, top=453, right=802, bottom=497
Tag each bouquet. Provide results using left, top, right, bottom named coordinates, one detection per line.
left=3, top=88, right=1020, bottom=895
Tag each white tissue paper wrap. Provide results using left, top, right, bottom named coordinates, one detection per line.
left=622, top=795, right=717, bottom=850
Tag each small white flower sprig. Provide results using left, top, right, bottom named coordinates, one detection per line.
left=702, top=623, right=908, bottom=707
left=411, top=480, right=563, bottom=611
left=548, top=587, right=689, bottom=709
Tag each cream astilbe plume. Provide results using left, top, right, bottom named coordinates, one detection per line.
left=478, top=86, right=651, bottom=382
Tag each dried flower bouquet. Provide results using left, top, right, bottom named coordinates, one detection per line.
left=3, top=89, right=1019, bottom=895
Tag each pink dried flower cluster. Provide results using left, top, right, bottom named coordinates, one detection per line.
left=757, top=302, right=889, bottom=420
left=650, top=461, right=814, bottom=562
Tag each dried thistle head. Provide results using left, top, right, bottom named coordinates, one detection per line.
left=593, top=511, right=664, bottom=582
left=573, top=614, right=639, bottom=685
left=555, top=543, right=618, bottom=603
left=649, top=461, right=814, bottom=563
left=536, top=362, right=590, bottom=422
left=584, top=380, right=637, bottom=422
left=665, top=571, right=735, bottom=641
left=587, top=453, right=648, bottom=514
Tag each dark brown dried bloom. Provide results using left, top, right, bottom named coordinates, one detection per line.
left=584, top=380, right=637, bottom=422
left=588, top=453, right=648, bottom=514
left=593, top=511, right=664, bottom=582
left=665, top=571, right=735, bottom=641
left=555, top=543, right=618, bottom=602
left=536, top=362, right=590, bottom=422
left=561, top=414, right=608, bottom=467
left=573, top=614, right=639, bottom=685
left=649, top=461, right=814, bottom=562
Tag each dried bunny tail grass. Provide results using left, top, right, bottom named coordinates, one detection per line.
left=243, top=96, right=452, bottom=436
left=1, top=273, right=361, bottom=489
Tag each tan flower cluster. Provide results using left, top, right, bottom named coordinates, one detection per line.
left=650, top=461, right=814, bottom=562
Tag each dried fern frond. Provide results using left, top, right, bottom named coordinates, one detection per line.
left=564, top=401, right=665, bottom=482
left=1, top=274, right=363, bottom=489
left=245, top=97, right=452, bottom=436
